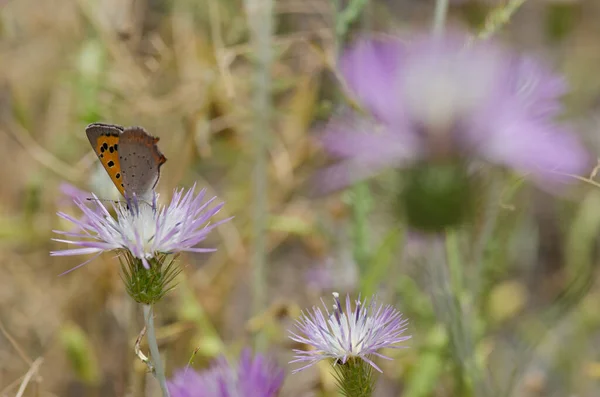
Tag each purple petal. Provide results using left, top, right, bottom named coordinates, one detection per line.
left=50, top=246, right=104, bottom=256
left=183, top=248, right=218, bottom=253
left=504, top=54, right=568, bottom=119
left=472, top=108, right=590, bottom=188
left=321, top=114, right=419, bottom=161
left=340, top=37, right=405, bottom=123
left=57, top=252, right=103, bottom=276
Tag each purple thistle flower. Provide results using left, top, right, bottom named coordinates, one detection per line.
left=289, top=293, right=410, bottom=373
left=168, top=349, right=284, bottom=397
left=51, top=184, right=230, bottom=273
left=321, top=32, right=589, bottom=191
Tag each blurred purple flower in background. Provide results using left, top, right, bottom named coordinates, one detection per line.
left=322, top=32, right=589, bottom=190
left=52, top=185, right=229, bottom=273
left=168, top=349, right=284, bottom=397
left=289, top=293, right=410, bottom=373
left=305, top=254, right=359, bottom=295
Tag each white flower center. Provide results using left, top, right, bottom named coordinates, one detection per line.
left=402, top=46, right=502, bottom=135
left=117, top=204, right=159, bottom=257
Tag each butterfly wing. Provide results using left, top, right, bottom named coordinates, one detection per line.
left=118, top=127, right=167, bottom=202
left=85, top=123, right=126, bottom=197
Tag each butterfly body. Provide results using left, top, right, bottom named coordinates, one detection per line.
left=86, top=123, right=167, bottom=203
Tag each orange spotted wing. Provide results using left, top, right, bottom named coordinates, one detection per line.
left=86, top=123, right=126, bottom=197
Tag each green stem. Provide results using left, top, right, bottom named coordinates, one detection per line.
left=143, top=304, right=170, bottom=397
left=444, top=231, right=488, bottom=397
left=445, top=230, right=463, bottom=295
left=245, top=0, right=273, bottom=351
left=471, top=175, right=502, bottom=302
left=432, top=0, right=449, bottom=35
left=425, top=236, right=479, bottom=397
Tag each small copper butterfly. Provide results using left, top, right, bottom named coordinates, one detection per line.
left=85, top=123, right=167, bottom=203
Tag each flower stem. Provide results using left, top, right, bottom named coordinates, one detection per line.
left=245, top=0, right=273, bottom=351
left=425, top=235, right=489, bottom=397
left=424, top=237, right=471, bottom=396
left=143, top=304, right=171, bottom=397
left=432, top=0, right=449, bottom=35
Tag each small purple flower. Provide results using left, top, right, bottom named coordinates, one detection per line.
left=168, top=349, right=284, bottom=397
left=322, top=32, right=589, bottom=191
left=52, top=184, right=230, bottom=273
left=289, top=293, right=410, bottom=373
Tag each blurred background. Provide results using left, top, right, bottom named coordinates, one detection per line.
left=2, top=0, right=600, bottom=396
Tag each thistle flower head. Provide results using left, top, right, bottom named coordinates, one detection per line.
left=289, top=293, right=410, bottom=373
left=167, top=349, right=284, bottom=397
left=52, top=184, right=229, bottom=274
left=321, top=32, right=589, bottom=190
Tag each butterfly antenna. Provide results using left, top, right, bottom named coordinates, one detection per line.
left=86, top=197, right=123, bottom=205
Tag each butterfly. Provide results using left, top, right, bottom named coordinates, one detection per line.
left=85, top=123, right=167, bottom=203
